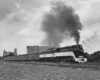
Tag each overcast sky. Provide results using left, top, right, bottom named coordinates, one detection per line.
left=0, top=0, right=100, bottom=55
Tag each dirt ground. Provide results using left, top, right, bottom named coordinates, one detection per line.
left=0, top=61, right=100, bottom=80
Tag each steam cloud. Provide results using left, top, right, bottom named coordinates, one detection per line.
left=42, top=1, right=83, bottom=47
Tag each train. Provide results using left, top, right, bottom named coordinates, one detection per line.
left=39, top=44, right=87, bottom=63
left=2, top=44, right=87, bottom=63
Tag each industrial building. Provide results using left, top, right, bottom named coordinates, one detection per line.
left=3, top=48, right=17, bottom=57
left=27, top=45, right=55, bottom=54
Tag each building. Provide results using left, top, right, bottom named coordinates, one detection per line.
left=3, top=48, right=17, bottom=57
left=27, top=45, right=55, bottom=54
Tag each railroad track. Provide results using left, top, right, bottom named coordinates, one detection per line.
left=4, top=61, right=100, bottom=70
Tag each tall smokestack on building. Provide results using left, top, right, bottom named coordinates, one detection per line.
left=14, top=48, right=17, bottom=55
left=41, top=1, right=83, bottom=47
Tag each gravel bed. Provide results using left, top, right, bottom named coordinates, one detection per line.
left=0, top=61, right=100, bottom=80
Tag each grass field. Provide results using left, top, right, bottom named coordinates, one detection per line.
left=0, top=61, right=100, bottom=80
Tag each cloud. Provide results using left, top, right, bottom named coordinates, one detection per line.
left=77, top=0, right=100, bottom=53
left=0, top=0, right=52, bottom=20
left=0, top=0, right=100, bottom=55
left=0, top=0, right=17, bottom=20
left=76, top=0, right=100, bottom=26
left=57, top=0, right=100, bottom=53
left=60, top=0, right=100, bottom=27
left=0, top=0, right=52, bottom=55
left=81, top=31, right=100, bottom=54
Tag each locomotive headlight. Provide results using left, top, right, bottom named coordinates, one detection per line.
left=78, top=56, right=86, bottom=63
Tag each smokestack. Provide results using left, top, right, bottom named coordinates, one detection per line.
left=41, top=1, right=83, bottom=47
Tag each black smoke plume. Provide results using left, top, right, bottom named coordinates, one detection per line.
left=41, top=1, right=83, bottom=46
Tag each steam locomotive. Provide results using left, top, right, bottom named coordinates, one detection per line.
left=2, top=44, right=87, bottom=63
left=39, top=44, right=87, bottom=63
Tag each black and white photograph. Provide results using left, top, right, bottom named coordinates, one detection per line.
left=0, top=0, right=100, bottom=80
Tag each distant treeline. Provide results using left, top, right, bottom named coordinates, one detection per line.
left=86, top=51, right=100, bottom=62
